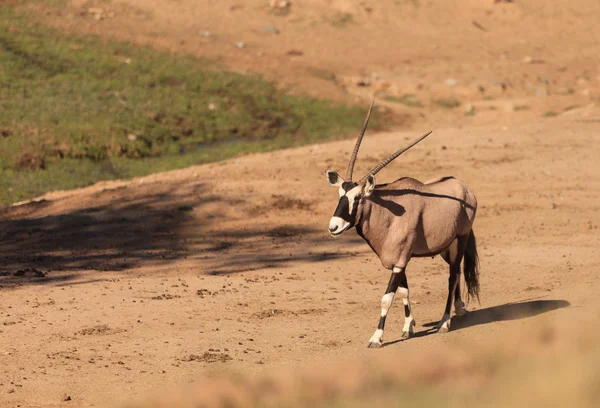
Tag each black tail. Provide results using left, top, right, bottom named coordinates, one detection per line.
left=463, top=230, right=480, bottom=303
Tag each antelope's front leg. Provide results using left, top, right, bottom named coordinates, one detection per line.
left=367, top=267, right=403, bottom=348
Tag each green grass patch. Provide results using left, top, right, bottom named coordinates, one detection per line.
left=384, top=94, right=423, bottom=108
left=433, top=98, right=461, bottom=109
left=0, top=5, right=386, bottom=206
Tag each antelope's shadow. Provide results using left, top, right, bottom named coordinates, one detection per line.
left=385, top=299, right=570, bottom=346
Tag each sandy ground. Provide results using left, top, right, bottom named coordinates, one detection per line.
left=34, top=0, right=600, bottom=128
left=1, top=110, right=599, bottom=407
left=1, top=1, right=600, bottom=406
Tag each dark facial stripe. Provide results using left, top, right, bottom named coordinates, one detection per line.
left=333, top=196, right=353, bottom=223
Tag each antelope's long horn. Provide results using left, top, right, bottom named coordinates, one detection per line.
left=359, top=131, right=433, bottom=184
left=346, top=99, right=375, bottom=181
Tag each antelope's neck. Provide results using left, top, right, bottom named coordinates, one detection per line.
left=355, top=199, right=380, bottom=255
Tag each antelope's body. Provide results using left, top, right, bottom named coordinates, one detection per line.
left=356, top=176, right=477, bottom=269
left=325, top=101, right=480, bottom=348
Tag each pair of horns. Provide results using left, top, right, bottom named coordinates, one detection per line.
left=345, top=99, right=432, bottom=184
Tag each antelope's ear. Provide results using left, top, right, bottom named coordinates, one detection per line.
left=364, top=174, right=376, bottom=196
left=326, top=170, right=344, bottom=186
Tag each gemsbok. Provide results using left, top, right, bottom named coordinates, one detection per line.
left=326, top=101, right=479, bottom=348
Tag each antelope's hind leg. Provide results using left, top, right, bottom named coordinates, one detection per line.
left=438, top=237, right=468, bottom=333
left=438, top=263, right=459, bottom=333
left=454, top=279, right=468, bottom=317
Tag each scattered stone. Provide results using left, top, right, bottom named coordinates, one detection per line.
left=263, top=25, right=279, bottom=34
left=87, top=8, right=104, bottom=15
left=77, top=324, right=125, bottom=336
left=270, top=0, right=290, bottom=8
left=356, top=78, right=371, bottom=87
left=63, top=395, right=72, bottom=402
left=464, top=103, right=475, bottom=114
left=286, top=49, right=303, bottom=56
left=127, top=134, right=137, bottom=141
left=208, top=103, right=216, bottom=111
left=492, top=80, right=507, bottom=91
left=196, top=289, right=212, bottom=298
left=472, top=20, right=487, bottom=31
left=13, top=268, right=46, bottom=278
left=199, top=30, right=211, bottom=37
left=523, top=56, right=544, bottom=64
left=536, top=87, right=549, bottom=97
left=445, top=78, right=458, bottom=87
left=181, top=352, right=232, bottom=363
left=234, top=41, right=246, bottom=48
left=151, top=294, right=181, bottom=300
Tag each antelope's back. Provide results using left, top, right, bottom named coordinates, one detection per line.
left=376, top=176, right=477, bottom=242
left=423, top=176, right=477, bottom=235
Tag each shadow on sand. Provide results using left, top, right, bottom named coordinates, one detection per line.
left=385, top=299, right=570, bottom=346
left=0, top=183, right=363, bottom=287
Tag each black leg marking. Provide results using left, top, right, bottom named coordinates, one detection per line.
left=396, top=268, right=415, bottom=338
left=368, top=269, right=403, bottom=348
left=444, top=265, right=460, bottom=316
left=439, top=264, right=460, bottom=333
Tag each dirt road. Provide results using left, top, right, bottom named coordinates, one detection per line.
left=1, top=110, right=599, bottom=407
left=1, top=1, right=600, bottom=406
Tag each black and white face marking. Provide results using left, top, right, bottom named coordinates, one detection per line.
left=329, top=182, right=361, bottom=236
left=325, top=170, right=367, bottom=236
left=325, top=170, right=376, bottom=237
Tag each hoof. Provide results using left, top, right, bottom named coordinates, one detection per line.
left=454, top=300, right=467, bottom=316
left=367, top=341, right=383, bottom=349
left=401, top=330, right=412, bottom=339
left=437, top=314, right=451, bottom=333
